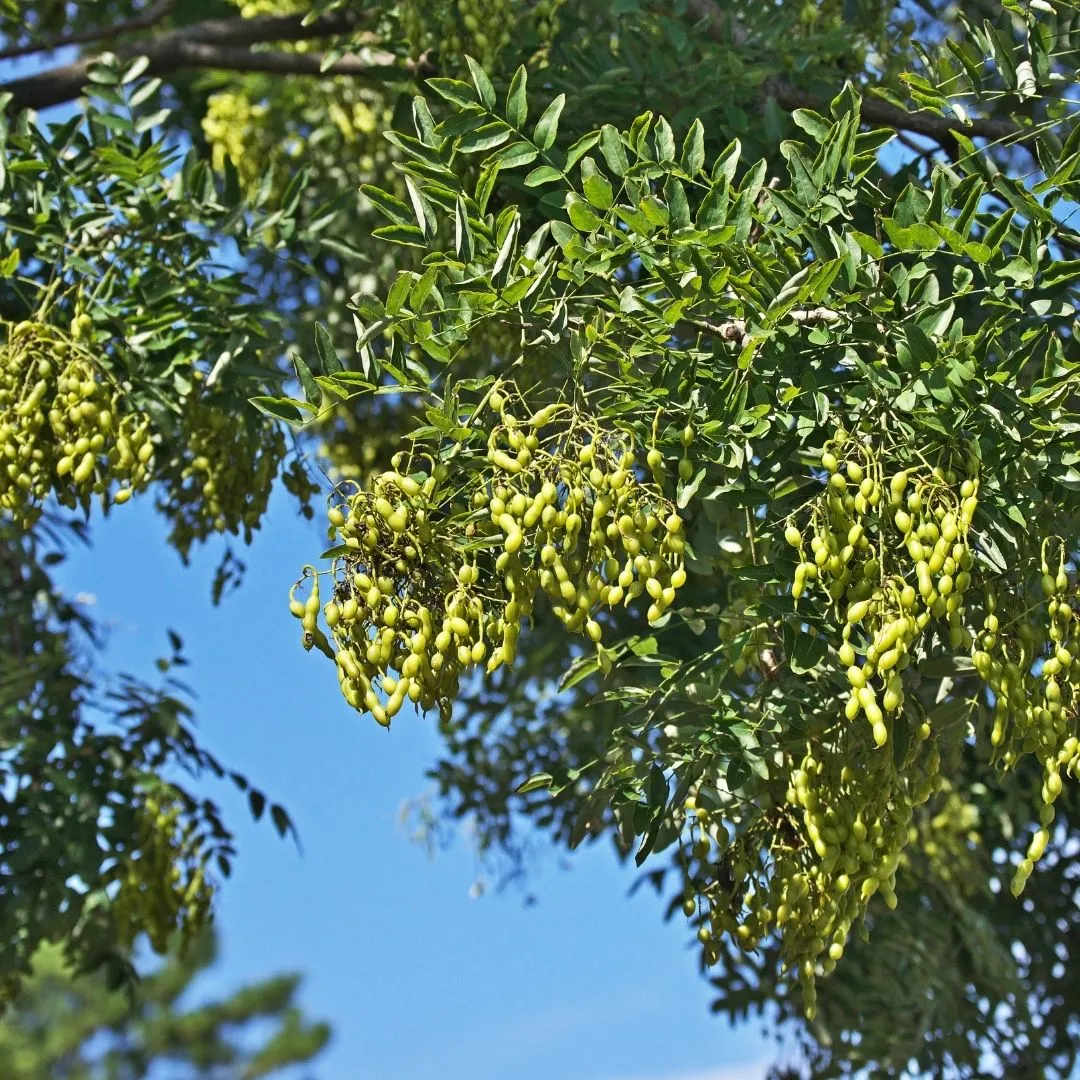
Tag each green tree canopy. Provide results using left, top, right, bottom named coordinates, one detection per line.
left=3, top=1, right=1080, bottom=1076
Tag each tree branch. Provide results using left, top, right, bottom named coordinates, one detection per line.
left=0, top=0, right=176, bottom=63
left=172, top=42, right=421, bottom=83
left=687, top=0, right=1034, bottom=158
left=0, top=10, right=369, bottom=114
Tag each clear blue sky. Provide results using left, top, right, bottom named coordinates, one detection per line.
left=53, top=490, right=778, bottom=1080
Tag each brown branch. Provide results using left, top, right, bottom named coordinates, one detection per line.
left=0, top=0, right=176, bottom=62
left=687, top=0, right=1034, bottom=158
left=173, top=43, right=419, bottom=83
left=0, top=9, right=369, bottom=114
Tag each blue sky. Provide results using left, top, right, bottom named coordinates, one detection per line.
left=53, top=489, right=777, bottom=1079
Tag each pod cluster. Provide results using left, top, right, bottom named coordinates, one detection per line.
left=401, top=0, right=514, bottom=70
left=973, top=539, right=1080, bottom=896
left=111, top=792, right=213, bottom=956
left=682, top=722, right=941, bottom=1018
left=292, top=389, right=687, bottom=726
left=0, top=320, right=153, bottom=526
left=159, top=398, right=285, bottom=560
left=787, top=436, right=978, bottom=749
left=667, top=435, right=983, bottom=1016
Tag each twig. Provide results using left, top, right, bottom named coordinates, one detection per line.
left=689, top=308, right=842, bottom=349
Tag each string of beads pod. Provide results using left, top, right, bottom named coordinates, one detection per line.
left=971, top=536, right=1080, bottom=896
left=0, top=319, right=153, bottom=526
left=787, top=433, right=978, bottom=749
left=111, top=792, right=214, bottom=955
left=159, top=397, right=285, bottom=561
left=668, top=432, right=982, bottom=1017
left=292, top=383, right=687, bottom=725
left=681, top=721, right=941, bottom=1019
left=400, top=0, right=514, bottom=70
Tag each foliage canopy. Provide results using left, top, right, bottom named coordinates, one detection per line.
left=3, top=1, right=1080, bottom=1076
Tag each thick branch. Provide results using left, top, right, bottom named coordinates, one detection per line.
left=174, top=42, right=417, bottom=83
left=1, top=10, right=366, bottom=114
left=0, top=0, right=176, bottom=62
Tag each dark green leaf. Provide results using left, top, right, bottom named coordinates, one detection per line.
left=533, top=94, right=566, bottom=151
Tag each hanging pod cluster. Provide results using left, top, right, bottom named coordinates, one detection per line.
left=291, top=386, right=687, bottom=726
left=398, top=0, right=563, bottom=70
left=160, top=396, right=285, bottom=560
left=673, top=434, right=981, bottom=1016
left=0, top=320, right=153, bottom=526
left=682, top=715, right=942, bottom=1020
left=972, top=537, right=1080, bottom=897
left=111, top=792, right=214, bottom=956
left=787, top=434, right=979, bottom=749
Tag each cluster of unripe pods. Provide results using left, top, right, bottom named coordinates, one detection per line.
left=291, top=387, right=687, bottom=724
left=972, top=538, right=1080, bottom=896
left=0, top=320, right=153, bottom=525
left=681, top=722, right=941, bottom=1018
left=163, top=397, right=285, bottom=560
left=670, top=434, right=988, bottom=1014
left=112, top=792, right=213, bottom=956
left=401, top=0, right=514, bottom=69
left=787, top=435, right=978, bottom=749
left=0, top=317, right=283, bottom=547
left=671, top=433, right=1080, bottom=1014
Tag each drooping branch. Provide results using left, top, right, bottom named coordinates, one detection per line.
left=0, top=9, right=370, bottom=114
left=0, top=0, right=176, bottom=63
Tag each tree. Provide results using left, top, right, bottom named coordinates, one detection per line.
left=2, top=1, right=1080, bottom=1076
left=0, top=930, right=331, bottom=1078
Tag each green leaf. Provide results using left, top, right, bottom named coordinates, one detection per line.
left=427, top=78, right=477, bottom=108
left=600, top=124, right=630, bottom=177
left=492, top=141, right=537, bottom=169
left=249, top=396, right=306, bottom=424
left=566, top=193, right=604, bottom=232
left=516, top=772, right=553, bottom=794
left=492, top=214, right=520, bottom=279
left=412, top=94, right=437, bottom=144
left=791, top=108, right=832, bottom=143
left=457, top=122, right=512, bottom=154
left=291, top=352, right=322, bottom=407
left=680, top=118, right=705, bottom=175
left=464, top=56, right=495, bottom=108
left=580, top=157, right=614, bottom=210
left=524, top=164, right=563, bottom=187
left=360, top=185, right=412, bottom=226
left=664, top=176, right=691, bottom=229
left=454, top=195, right=474, bottom=261
left=371, top=223, right=428, bottom=248
left=314, top=323, right=344, bottom=374
left=403, top=175, right=434, bottom=238
left=653, top=116, right=676, bottom=162
left=533, top=93, right=566, bottom=151
left=506, top=66, right=528, bottom=129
